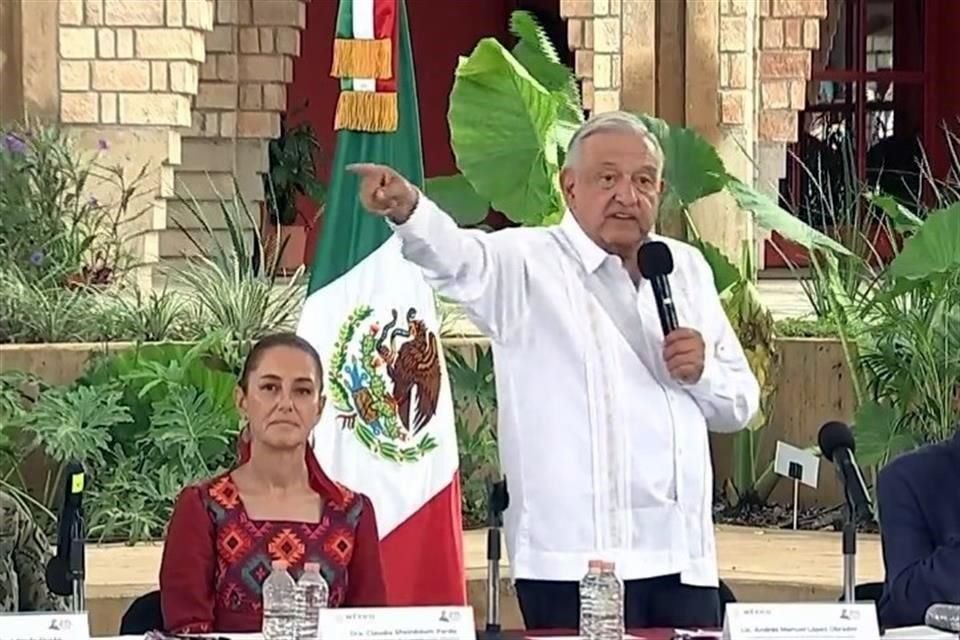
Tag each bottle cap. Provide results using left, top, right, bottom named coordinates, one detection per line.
left=602, top=561, right=615, bottom=571
left=588, top=559, right=603, bottom=571
left=272, top=559, right=289, bottom=570
left=304, top=562, right=320, bottom=572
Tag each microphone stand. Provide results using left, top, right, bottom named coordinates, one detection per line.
left=485, top=478, right=509, bottom=637
left=841, top=489, right=857, bottom=604
left=69, top=508, right=86, bottom=612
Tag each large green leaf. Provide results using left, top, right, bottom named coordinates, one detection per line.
left=691, top=238, right=741, bottom=294
left=449, top=38, right=565, bottom=226
left=853, top=400, right=916, bottom=467
left=509, top=10, right=583, bottom=125
left=866, top=193, right=922, bottom=234
left=726, top=179, right=852, bottom=255
left=636, top=114, right=728, bottom=207
left=888, top=203, right=960, bottom=279
left=424, top=174, right=491, bottom=227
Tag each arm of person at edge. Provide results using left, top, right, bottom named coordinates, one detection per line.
left=877, top=458, right=960, bottom=627
left=160, top=486, right=217, bottom=634
left=3, top=493, right=68, bottom=612
left=664, top=252, right=760, bottom=433
left=347, top=164, right=529, bottom=344
left=345, top=494, right=388, bottom=606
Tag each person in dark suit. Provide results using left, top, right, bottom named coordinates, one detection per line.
left=877, top=429, right=960, bottom=628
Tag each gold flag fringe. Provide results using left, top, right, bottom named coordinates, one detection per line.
left=331, top=38, right=393, bottom=79
left=334, top=91, right=398, bottom=132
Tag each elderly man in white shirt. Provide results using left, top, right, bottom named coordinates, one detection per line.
left=349, top=110, right=760, bottom=630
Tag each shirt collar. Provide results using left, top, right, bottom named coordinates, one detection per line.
left=559, top=210, right=609, bottom=274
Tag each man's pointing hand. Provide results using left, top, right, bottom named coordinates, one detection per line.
left=347, top=163, right=419, bottom=224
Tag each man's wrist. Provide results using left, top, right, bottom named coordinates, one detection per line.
left=387, top=190, right=420, bottom=225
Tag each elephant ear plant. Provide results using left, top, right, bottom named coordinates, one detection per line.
left=841, top=199, right=960, bottom=471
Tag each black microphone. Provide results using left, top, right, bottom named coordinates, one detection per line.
left=817, top=422, right=874, bottom=519
left=638, top=241, right=679, bottom=336
left=46, top=461, right=85, bottom=600
left=925, top=603, right=960, bottom=632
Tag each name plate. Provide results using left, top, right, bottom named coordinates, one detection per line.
left=0, top=613, right=89, bottom=640
left=723, top=603, right=879, bottom=640
left=319, top=607, right=475, bottom=640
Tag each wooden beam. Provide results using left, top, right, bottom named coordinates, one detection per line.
left=620, top=0, right=656, bottom=114
left=0, top=0, right=24, bottom=123
left=684, top=0, right=720, bottom=142
left=656, top=0, right=685, bottom=124
left=20, top=0, right=58, bottom=121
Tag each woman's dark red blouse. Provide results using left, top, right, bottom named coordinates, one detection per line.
left=159, top=472, right=387, bottom=633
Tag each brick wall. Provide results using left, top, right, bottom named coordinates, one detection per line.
left=54, top=0, right=307, bottom=273
left=719, top=0, right=752, bottom=128
left=758, top=0, right=828, bottom=142
left=58, top=0, right=212, bottom=128
left=561, top=0, right=621, bottom=113
left=57, top=0, right=214, bottom=285
left=162, top=0, right=307, bottom=264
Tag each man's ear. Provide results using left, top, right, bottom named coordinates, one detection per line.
left=560, top=167, right=575, bottom=208
left=658, top=177, right=667, bottom=196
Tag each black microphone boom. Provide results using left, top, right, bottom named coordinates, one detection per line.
left=638, top=241, right=679, bottom=337
left=817, top=421, right=874, bottom=519
left=818, top=421, right=873, bottom=604
left=45, top=460, right=86, bottom=611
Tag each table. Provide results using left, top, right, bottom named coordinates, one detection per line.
left=103, top=631, right=678, bottom=640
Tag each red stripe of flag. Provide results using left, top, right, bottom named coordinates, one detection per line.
left=373, top=0, right=397, bottom=92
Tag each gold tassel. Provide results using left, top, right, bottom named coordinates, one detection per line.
left=334, top=91, right=399, bottom=132
left=331, top=38, right=393, bottom=79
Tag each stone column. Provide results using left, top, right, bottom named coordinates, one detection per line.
left=755, top=0, right=829, bottom=266
left=164, top=0, right=307, bottom=268
left=676, top=0, right=754, bottom=265
left=56, top=0, right=213, bottom=287
left=561, top=0, right=622, bottom=114
left=1, top=0, right=60, bottom=122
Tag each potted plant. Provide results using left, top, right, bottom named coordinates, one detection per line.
left=261, top=108, right=326, bottom=274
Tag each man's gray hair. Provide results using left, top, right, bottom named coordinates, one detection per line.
left=562, top=111, right=664, bottom=177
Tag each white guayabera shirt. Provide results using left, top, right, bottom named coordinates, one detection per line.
left=390, top=195, right=760, bottom=586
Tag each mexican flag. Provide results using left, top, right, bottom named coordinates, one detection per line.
left=296, top=0, right=466, bottom=607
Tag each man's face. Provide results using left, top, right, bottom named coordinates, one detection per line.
left=560, top=129, right=662, bottom=255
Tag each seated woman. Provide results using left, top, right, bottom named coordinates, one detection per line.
left=160, top=333, right=387, bottom=633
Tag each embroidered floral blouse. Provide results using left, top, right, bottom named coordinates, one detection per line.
left=159, top=472, right=386, bottom=633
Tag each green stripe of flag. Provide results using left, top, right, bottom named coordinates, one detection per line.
left=336, top=0, right=352, bottom=92
left=335, top=0, right=353, bottom=38
left=308, top=0, right=424, bottom=294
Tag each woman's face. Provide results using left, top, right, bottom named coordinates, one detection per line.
left=236, top=346, right=325, bottom=452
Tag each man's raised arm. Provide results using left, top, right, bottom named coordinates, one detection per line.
left=348, top=164, right=528, bottom=342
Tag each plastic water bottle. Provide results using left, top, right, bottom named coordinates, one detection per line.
left=597, top=561, right=624, bottom=640
left=263, top=559, right=298, bottom=640
left=579, top=560, right=603, bottom=638
left=296, top=562, right=329, bottom=640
